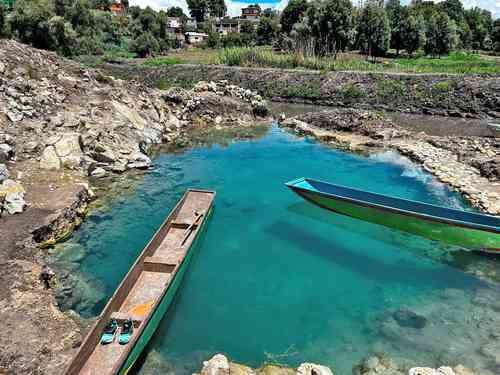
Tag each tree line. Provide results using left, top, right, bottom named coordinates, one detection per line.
left=1, top=0, right=499, bottom=59
left=0, top=0, right=190, bottom=57
left=280, top=0, right=500, bottom=58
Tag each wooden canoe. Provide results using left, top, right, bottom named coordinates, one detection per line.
left=64, top=189, right=216, bottom=375
left=286, top=177, right=500, bottom=253
left=488, top=123, right=500, bottom=138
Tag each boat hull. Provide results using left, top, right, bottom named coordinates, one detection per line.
left=119, top=206, right=213, bottom=374
left=292, top=188, right=500, bottom=253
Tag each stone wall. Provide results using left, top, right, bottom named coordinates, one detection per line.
left=101, top=64, right=500, bottom=119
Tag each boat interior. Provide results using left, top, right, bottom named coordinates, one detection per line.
left=65, top=189, right=215, bottom=375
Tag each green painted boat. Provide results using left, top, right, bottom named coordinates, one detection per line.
left=64, top=189, right=215, bottom=375
left=286, top=177, right=500, bottom=253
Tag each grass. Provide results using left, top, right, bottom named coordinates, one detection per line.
left=144, top=57, right=183, bottom=66
left=216, top=48, right=500, bottom=74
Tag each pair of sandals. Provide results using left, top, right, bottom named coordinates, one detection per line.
left=100, top=319, right=134, bottom=345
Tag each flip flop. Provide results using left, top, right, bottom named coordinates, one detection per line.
left=119, top=319, right=134, bottom=345
left=100, top=319, right=118, bottom=345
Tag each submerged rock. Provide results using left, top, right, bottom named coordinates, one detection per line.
left=297, top=363, right=333, bottom=375
left=0, top=163, right=9, bottom=182
left=200, top=354, right=230, bottom=375
left=393, top=309, right=427, bottom=329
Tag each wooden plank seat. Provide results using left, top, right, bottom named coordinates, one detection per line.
left=109, top=312, right=143, bottom=328
left=143, top=256, right=177, bottom=273
left=170, top=222, right=190, bottom=229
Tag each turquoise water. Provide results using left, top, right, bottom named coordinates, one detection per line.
left=54, top=126, right=489, bottom=374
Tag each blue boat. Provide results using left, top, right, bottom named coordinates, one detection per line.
left=286, top=177, right=500, bottom=253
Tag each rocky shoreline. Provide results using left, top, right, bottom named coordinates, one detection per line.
left=279, top=109, right=500, bottom=215
left=0, top=40, right=269, bottom=374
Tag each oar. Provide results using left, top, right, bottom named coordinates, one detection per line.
left=180, top=211, right=204, bottom=246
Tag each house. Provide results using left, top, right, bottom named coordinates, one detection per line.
left=185, top=32, right=209, bottom=45
left=214, top=17, right=240, bottom=35
left=241, top=5, right=261, bottom=21
left=166, top=17, right=182, bottom=33
left=185, top=18, right=197, bottom=31
left=110, top=1, right=125, bottom=16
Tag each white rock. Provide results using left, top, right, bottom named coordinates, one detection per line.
left=297, top=363, right=333, bottom=375
left=409, top=368, right=438, bottom=375
left=40, top=146, right=61, bottom=170
left=437, top=367, right=456, bottom=375
left=0, top=164, right=9, bottom=183
left=90, top=167, right=107, bottom=178
left=201, top=354, right=230, bottom=375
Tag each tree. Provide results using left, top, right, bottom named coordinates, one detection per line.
left=48, top=15, right=77, bottom=56
left=240, top=20, right=254, bottom=34
left=256, top=16, right=278, bottom=45
left=440, top=0, right=464, bottom=23
left=68, top=0, right=94, bottom=31
left=54, top=0, right=71, bottom=17
left=358, top=0, right=391, bottom=58
left=0, top=4, right=4, bottom=37
left=280, top=0, right=308, bottom=34
left=90, top=0, right=111, bottom=10
left=129, top=32, right=159, bottom=57
left=121, top=0, right=129, bottom=9
left=10, top=0, right=55, bottom=49
left=385, top=0, right=407, bottom=55
left=464, top=7, right=492, bottom=50
left=167, top=6, right=185, bottom=18
left=208, top=0, right=226, bottom=18
left=187, top=0, right=207, bottom=23
left=425, top=12, right=455, bottom=57
left=305, top=0, right=353, bottom=57
left=402, top=13, right=426, bottom=55
left=493, top=19, right=500, bottom=51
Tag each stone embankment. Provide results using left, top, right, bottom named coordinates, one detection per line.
left=101, top=63, right=500, bottom=119
left=0, top=39, right=269, bottom=375
left=279, top=109, right=500, bottom=214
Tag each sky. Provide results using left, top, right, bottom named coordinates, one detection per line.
left=130, top=0, right=500, bottom=19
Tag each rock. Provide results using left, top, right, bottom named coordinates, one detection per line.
left=200, top=354, right=230, bottom=375
left=54, top=133, right=83, bottom=169
left=363, top=356, right=380, bottom=371
left=297, top=363, right=333, bottom=375
left=0, top=164, right=9, bottom=182
left=127, top=152, right=151, bottom=170
left=113, top=101, right=148, bottom=130
left=409, top=368, right=437, bottom=375
left=437, top=367, right=456, bottom=375
left=24, top=141, right=39, bottom=153
left=230, top=362, right=256, bottom=375
left=90, top=167, right=106, bottom=178
left=393, top=309, right=427, bottom=329
left=257, top=364, right=295, bottom=375
left=40, top=146, right=61, bottom=170
left=0, top=143, right=14, bottom=162
left=0, top=179, right=26, bottom=214
left=452, top=365, right=476, bottom=375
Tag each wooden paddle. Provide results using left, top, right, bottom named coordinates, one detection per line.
left=180, top=211, right=204, bottom=246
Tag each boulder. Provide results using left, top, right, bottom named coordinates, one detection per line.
left=0, top=179, right=26, bottom=214
left=393, top=309, right=427, bottom=329
left=127, top=152, right=151, bottom=170
left=90, top=167, right=106, bottom=178
left=113, top=101, right=147, bottom=130
left=0, top=164, right=9, bottom=183
left=54, top=133, right=83, bottom=169
left=256, top=364, right=295, bottom=375
left=297, top=363, right=333, bottom=375
left=452, top=365, right=476, bottom=375
left=229, top=362, right=256, bottom=375
left=40, top=146, right=61, bottom=170
left=200, top=354, right=230, bottom=375
left=0, top=143, right=14, bottom=162
left=409, top=368, right=437, bottom=375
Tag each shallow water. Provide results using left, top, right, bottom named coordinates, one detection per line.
left=53, top=126, right=500, bottom=374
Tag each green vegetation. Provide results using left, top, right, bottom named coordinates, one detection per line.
left=376, top=79, right=405, bottom=100
left=340, top=84, right=366, bottom=100
left=217, top=47, right=500, bottom=74
left=144, top=57, right=183, bottom=66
